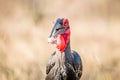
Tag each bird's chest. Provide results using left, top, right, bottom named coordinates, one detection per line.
left=55, top=54, right=67, bottom=77
left=47, top=54, right=66, bottom=79
left=51, top=62, right=75, bottom=80
left=51, top=54, right=74, bottom=80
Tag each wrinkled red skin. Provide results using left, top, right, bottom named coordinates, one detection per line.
left=56, top=29, right=70, bottom=52
left=62, top=19, right=69, bottom=28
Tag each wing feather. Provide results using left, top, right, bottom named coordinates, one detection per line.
left=72, top=50, right=83, bottom=78
left=46, top=51, right=56, bottom=74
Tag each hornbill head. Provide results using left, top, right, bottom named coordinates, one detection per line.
left=48, top=18, right=70, bottom=52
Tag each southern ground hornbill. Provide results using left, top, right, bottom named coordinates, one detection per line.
left=46, top=18, right=82, bottom=80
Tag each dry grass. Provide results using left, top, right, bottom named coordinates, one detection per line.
left=0, top=0, right=120, bottom=80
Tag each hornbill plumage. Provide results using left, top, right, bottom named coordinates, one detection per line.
left=46, top=18, right=82, bottom=80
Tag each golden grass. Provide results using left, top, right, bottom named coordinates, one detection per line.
left=0, top=0, right=120, bottom=80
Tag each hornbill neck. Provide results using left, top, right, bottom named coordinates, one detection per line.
left=64, top=41, right=73, bottom=65
left=64, top=41, right=71, bottom=54
left=57, top=40, right=72, bottom=65
left=56, top=41, right=71, bottom=54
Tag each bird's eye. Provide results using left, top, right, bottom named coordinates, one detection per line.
left=56, top=27, right=63, bottom=31
left=56, top=28, right=60, bottom=31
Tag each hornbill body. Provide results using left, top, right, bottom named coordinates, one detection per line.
left=46, top=18, right=82, bottom=80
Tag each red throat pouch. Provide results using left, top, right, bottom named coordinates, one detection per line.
left=56, top=35, right=65, bottom=52
left=56, top=29, right=70, bottom=52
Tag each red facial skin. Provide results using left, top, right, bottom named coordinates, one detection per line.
left=56, top=29, right=70, bottom=52
left=56, top=19, right=70, bottom=52
left=62, top=19, right=69, bottom=28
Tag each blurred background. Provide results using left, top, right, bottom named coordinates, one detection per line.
left=0, top=0, right=120, bottom=80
